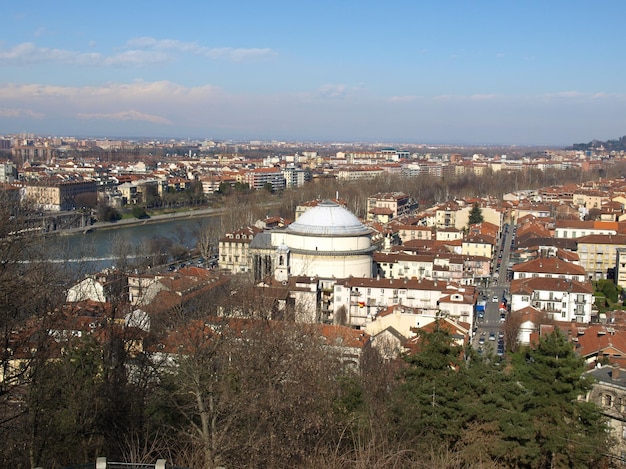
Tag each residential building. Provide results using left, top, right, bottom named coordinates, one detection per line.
left=366, top=192, right=415, bottom=222
left=616, top=247, right=626, bottom=290
left=510, top=277, right=593, bottom=323
left=435, top=227, right=463, bottom=241
left=218, top=226, right=263, bottom=274
left=585, top=365, right=626, bottom=463
left=462, top=234, right=495, bottom=259
left=332, top=276, right=474, bottom=330
left=397, top=225, right=433, bottom=243
left=511, top=257, right=587, bottom=282
left=23, top=180, right=97, bottom=211
left=0, top=161, right=17, bottom=183
left=554, top=220, right=619, bottom=239
left=576, top=234, right=626, bottom=280
left=335, top=166, right=385, bottom=181
left=243, top=167, right=286, bottom=191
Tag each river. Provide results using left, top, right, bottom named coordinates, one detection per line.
left=44, top=213, right=221, bottom=274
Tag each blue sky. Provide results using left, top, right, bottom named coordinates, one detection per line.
left=1, top=1, right=625, bottom=146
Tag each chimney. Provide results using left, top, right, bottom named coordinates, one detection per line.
left=612, top=365, right=621, bottom=381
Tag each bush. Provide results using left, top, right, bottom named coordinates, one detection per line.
left=131, top=206, right=149, bottom=219
left=98, top=205, right=122, bottom=222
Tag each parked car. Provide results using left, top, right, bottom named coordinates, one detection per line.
left=489, top=332, right=496, bottom=341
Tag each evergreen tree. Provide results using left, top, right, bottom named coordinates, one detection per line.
left=468, top=202, right=484, bottom=225
left=509, top=330, right=610, bottom=468
left=390, top=321, right=470, bottom=448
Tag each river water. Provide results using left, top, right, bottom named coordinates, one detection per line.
left=44, top=214, right=220, bottom=273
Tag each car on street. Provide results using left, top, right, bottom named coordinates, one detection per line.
left=492, top=295, right=499, bottom=302
left=489, top=331, right=496, bottom=341
left=478, top=336, right=485, bottom=345
left=500, top=313, right=506, bottom=322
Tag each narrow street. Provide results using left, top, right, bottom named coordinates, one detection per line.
left=475, top=223, right=514, bottom=356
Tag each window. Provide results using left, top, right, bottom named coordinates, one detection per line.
left=604, top=394, right=613, bottom=407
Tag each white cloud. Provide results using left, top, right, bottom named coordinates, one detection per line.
left=388, top=95, right=418, bottom=103
left=469, top=94, right=497, bottom=101
left=0, top=81, right=624, bottom=145
left=0, top=107, right=43, bottom=119
left=124, top=36, right=276, bottom=61
left=103, top=50, right=171, bottom=67
left=0, top=43, right=104, bottom=66
left=77, top=110, right=172, bottom=125
left=0, top=37, right=276, bottom=67
left=317, top=84, right=347, bottom=99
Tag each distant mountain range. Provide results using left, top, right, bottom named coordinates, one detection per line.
left=568, top=135, right=626, bottom=151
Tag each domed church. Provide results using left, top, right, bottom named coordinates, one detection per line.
left=251, top=200, right=376, bottom=283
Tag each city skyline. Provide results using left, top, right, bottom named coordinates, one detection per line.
left=2, top=1, right=626, bottom=146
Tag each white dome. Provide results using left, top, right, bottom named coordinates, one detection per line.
left=287, top=201, right=370, bottom=236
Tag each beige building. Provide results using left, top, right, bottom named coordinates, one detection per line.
left=576, top=234, right=626, bottom=280
left=219, top=226, right=263, bottom=274
left=23, top=180, right=97, bottom=211
left=461, top=234, right=495, bottom=258
left=435, top=202, right=462, bottom=228
left=572, top=190, right=605, bottom=209
left=366, top=192, right=415, bottom=222
left=454, top=205, right=502, bottom=231
left=585, top=365, right=626, bottom=464
left=397, top=225, right=433, bottom=243
left=616, top=248, right=626, bottom=290
left=435, top=227, right=463, bottom=241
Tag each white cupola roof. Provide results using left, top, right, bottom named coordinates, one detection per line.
left=287, top=201, right=370, bottom=236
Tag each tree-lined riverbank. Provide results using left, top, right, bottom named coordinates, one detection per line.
left=56, top=206, right=225, bottom=236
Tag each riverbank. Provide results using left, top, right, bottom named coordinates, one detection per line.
left=57, top=206, right=225, bottom=236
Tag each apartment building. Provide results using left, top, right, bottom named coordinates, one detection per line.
left=218, top=226, right=263, bottom=273
left=512, top=256, right=587, bottom=282
left=243, top=167, right=286, bottom=191
left=576, top=234, right=626, bottom=280
left=554, top=220, right=619, bottom=239
left=366, top=192, right=415, bottom=222
left=333, top=276, right=475, bottom=330
left=23, top=179, right=98, bottom=211
left=510, top=277, right=593, bottom=323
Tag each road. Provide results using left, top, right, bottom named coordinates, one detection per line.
left=475, top=223, right=514, bottom=356
left=54, top=206, right=226, bottom=236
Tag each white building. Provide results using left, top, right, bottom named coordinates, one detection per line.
left=270, top=200, right=376, bottom=282
left=333, top=276, right=475, bottom=330
left=510, top=277, right=593, bottom=323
